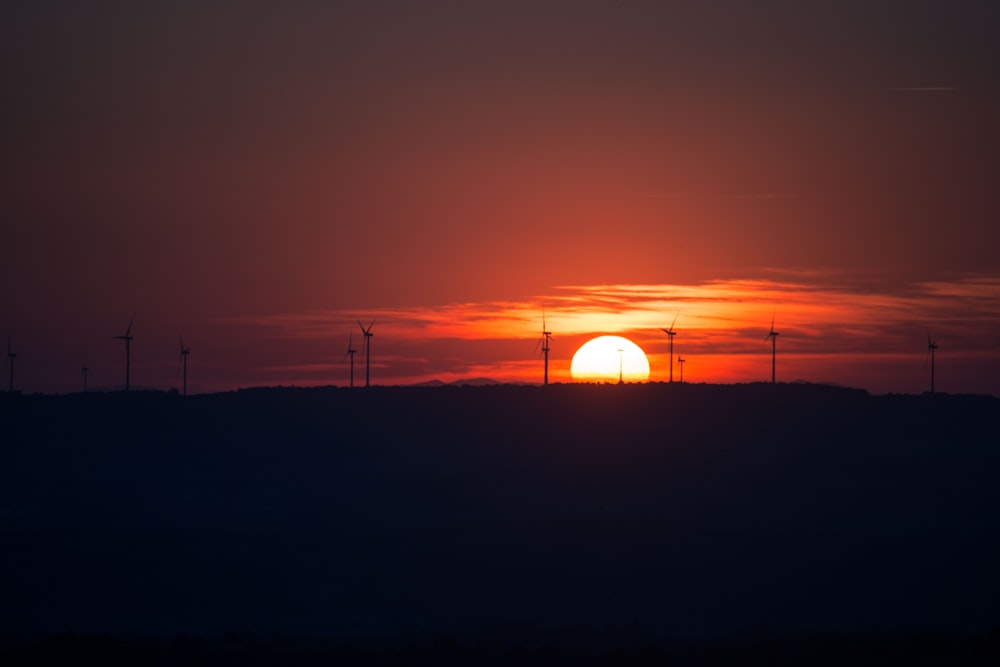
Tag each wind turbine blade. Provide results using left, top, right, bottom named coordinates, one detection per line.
left=125, top=313, right=135, bottom=337
left=669, top=312, right=678, bottom=331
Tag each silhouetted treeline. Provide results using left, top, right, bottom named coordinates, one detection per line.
left=1, top=383, right=998, bottom=655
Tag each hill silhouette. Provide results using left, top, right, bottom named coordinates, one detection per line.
left=1, top=383, right=998, bottom=660
left=412, top=376, right=505, bottom=387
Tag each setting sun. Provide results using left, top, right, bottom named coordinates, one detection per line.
left=570, top=336, right=650, bottom=383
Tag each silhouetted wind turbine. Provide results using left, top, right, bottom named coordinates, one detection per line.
left=927, top=333, right=939, bottom=394
left=765, top=314, right=779, bottom=384
left=678, top=355, right=686, bottom=383
left=344, top=331, right=357, bottom=388
left=112, top=313, right=135, bottom=391
left=617, top=347, right=624, bottom=384
left=6, top=338, right=15, bottom=393
left=179, top=336, right=190, bottom=396
left=358, top=321, right=374, bottom=387
left=535, top=311, right=552, bottom=386
left=81, top=364, right=89, bottom=393
left=661, top=313, right=678, bottom=382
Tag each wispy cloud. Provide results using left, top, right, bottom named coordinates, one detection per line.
left=219, top=272, right=1000, bottom=393
left=888, top=86, right=961, bottom=92
left=640, top=193, right=798, bottom=200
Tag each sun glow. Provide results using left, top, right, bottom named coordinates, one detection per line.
left=571, top=336, right=650, bottom=383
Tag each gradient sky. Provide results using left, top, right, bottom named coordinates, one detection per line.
left=3, top=1, right=999, bottom=395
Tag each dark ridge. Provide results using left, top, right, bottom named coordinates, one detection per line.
left=413, top=377, right=505, bottom=387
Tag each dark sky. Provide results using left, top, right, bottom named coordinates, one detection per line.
left=3, top=1, right=999, bottom=393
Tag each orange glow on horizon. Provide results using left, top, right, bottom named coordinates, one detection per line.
left=203, top=273, right=1000, bottom=394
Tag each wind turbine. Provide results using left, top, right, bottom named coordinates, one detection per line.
left=660, top=313, right=678, bottom=382
left=112, top=313, right=135, bottom=391
left=81, top=364, right=89, bottom=393
left=344, top=331, right=357, bottom=388
left=358, top=321, right=374, bottom=387
left=179, top=336, right=190, bottom=396
left=617, top=347, right=624, bottom=384
left=765, top=314, right=779, bottom=384
left=927, top=333, right=939, bottom=394
left=6, top=338, right=15, bottom=393
left=678, top=355, right=686, bottom=383
left=535, top=311, right=552, bottom=386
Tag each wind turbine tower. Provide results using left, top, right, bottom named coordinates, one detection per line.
left=179, top=336, right=190, bottom=396
left=678, top=355, right=686, bottom=383
left=617, top=347, right=624, bottom=384
left=661, top=314, right=678, bottom=382
left=6, top=338, right=15, bottom=393
left=765, top=315, right=779, bottom=384
left=81, top=364, right=89, bottom=393
left=536, top=312, right=552, bottom=386
left=113, top=314, right=135, bottom=391
left=344, top=331, right=357, bottom=388
left=927, top=334, right=939, bottom=394
left=358, top=321, right=375, bottom=387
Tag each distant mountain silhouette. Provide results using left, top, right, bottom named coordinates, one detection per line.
left=413, top=376, right=504, bottom=387
left=412, top=378, right=448, bottom=387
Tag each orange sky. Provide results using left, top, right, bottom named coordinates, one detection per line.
left=2, top=2, right=998, bottom=395
left=195, top=272, right=1000, bottom=395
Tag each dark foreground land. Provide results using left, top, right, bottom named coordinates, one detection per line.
left=2, top=383, right=998, bottom=663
